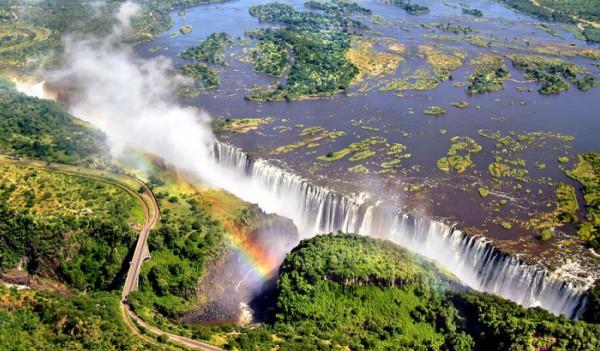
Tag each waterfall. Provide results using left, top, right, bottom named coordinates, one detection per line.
left=211, top=142, right=589, bottom=318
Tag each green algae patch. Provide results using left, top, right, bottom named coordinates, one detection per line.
left=554, top=183, right=579, bottom=224
left=437, top=155, right=472, bottom=173
left=423, top=106, right=447, bottom=116
left=299, top=126, right=325, bottom=136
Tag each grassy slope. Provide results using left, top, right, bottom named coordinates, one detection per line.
left=0, top=286, right=164, bottom=351
left=0, top=79, right=109, bottom=166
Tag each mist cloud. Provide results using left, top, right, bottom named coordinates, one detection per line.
left=47, top=1, right=299, bottom=218
left=49, top=1, right=222, bottom=185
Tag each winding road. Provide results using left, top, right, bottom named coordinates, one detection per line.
left=0, top=155, right=223, bottom=351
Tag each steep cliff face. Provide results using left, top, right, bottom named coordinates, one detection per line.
left=584, top=283, right=600, bottom=324
left=181, top=204, right=299, bottom=325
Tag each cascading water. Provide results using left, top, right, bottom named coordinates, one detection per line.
left=212, top=142, right=589, bottom=318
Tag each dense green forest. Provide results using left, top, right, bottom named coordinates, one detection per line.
left=246, top=3, right=360, bottom=101
left=143, top=233, right=600, bottom=350
left=0, top=79, right=108, bottom=166
left=180, top=32, right=233, bottom=65
left=128, top=182, right=227, bottom=318
left=508, top=54, right=598, bottom=94
left=304, top=0, right=372, bottom=16
left=0, top=162, right=141, bottom=291
left=0, top=287, right=163, bottom=351
left=498, top=0, right=600, bottom=42
left=0, top=0, right=229, bottom=70
left=385, top=0, right=429, bottom=15
left=249, top=2, right=365, bottom=29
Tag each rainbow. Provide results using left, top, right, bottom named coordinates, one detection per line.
left=226, top=231, right=280, bottom=282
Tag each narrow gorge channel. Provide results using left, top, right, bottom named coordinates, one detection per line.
left=211, top=142, right=589, bottom=318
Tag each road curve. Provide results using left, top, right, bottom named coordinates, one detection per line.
left=0, top=155, right=223, bottom=351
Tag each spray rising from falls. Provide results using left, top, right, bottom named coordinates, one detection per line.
left=43, top=1, right=588, bottom=320
left=211, top=143, right=589, bottom=318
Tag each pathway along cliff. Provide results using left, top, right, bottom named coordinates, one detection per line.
left=0, top=155, right=223, bottom=351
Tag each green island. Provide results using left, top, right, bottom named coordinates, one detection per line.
left=180, top=32, right=233, bottom=65
left=304, top=0, right=372, bottom=16
left=508, top=54, right=598, bottom=94
left=317, top=137, right=385, bottom=162
left=180, top=24, right=193, bottom=35
left=450, top=101, right=469, bottom=108
left=437, top=136, right=482, bottom=173
left=381, top=68, right=439, bottom=93
left=214, top=117, right=275, bottom=134
left=462, top=8, right=483, bottom=17
left=435, top=23, right=476, bottom=35
left=498, top=0, right=600, bottom=42
left=567, top=153, right=600, bottom=248
left=245, top=3, right=363, bottom=101
left=179, top=63, right=220, bottom=92
left=249, top=40, right=289, bottom=76
left=346, top=38, right=403, bottom=80
left=249, top=2, right=365, bottom=29
left=424, top=105, right=447, bottom=116
left=272, top=127, right=345, bottom=154
left=419, top=45, right=463, bottom=81
left=385, top=0, right=430, bottom=15
left=467, top=55, right=510, bottom=94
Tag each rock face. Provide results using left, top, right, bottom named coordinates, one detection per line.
left=211, top=142, right=591, bottom=318
left=180, top=205, right=299, bottom=325
left=584, top=282, right=600, bottom=324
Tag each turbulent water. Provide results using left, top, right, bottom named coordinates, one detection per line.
left=212, top=142, right=588, bottom=318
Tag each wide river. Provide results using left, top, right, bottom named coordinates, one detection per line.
left=135, top=0, right=600, bottom=268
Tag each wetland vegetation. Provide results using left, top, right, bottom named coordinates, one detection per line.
left=467, top=55, right=510, bottom=94
left=0, top=79, right=107, bottom=166
left=386, top=0, right=430, bottom=15
left=181, top=32, right=233, bottom=65
left=508, top=54, right=598, bottom=94
left=3, top=0, right=600, bottom=349
left=567, top=153, right=600, bottom=248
